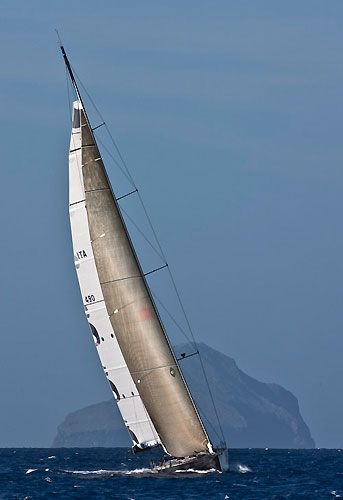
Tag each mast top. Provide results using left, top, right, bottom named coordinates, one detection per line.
left=59, top=43, right=82, bottom=104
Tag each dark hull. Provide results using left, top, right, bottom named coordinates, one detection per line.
left=152, top=451, right=226, bottom=473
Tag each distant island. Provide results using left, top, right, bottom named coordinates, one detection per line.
left=53, top=343, right=315, bottom=448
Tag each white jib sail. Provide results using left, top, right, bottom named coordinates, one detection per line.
left=68, top=100, right=161, bottom=451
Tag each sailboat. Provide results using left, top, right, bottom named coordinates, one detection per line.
left=61, top=44, right=229, bottom=473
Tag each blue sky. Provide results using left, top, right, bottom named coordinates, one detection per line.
left=1, top=0, right=343, bottom=447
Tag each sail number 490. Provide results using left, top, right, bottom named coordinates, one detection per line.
left=85, top=294, right=96, bottom=303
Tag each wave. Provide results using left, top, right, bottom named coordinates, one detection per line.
left=67, top=467, right=218, bottom=476
left=237, top=464, right=252, bottom=473
left=175, top=468, right=217, bottom=474
left=67, top=468, right=154, bottom=476
left=68, top=469, right=117, bottom=475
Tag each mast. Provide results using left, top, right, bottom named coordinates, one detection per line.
left=60, top=46, right=83, bottom=104
left=62, top=45, right=214, bottom=458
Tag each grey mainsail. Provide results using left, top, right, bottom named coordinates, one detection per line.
left=80, top=107, right=211, bottom=457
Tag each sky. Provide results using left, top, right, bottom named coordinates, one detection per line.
left=1, top=0, right=343, bottom=448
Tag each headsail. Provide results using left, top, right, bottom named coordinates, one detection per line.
left=69, top=101, right=161, bottom=452
left=64, top=47, right=213, bottom=458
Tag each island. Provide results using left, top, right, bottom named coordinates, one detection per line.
left=52, top=343, right=314, bottom=448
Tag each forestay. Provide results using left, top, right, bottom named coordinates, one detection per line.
left=69, top=101, right=161, bottom=452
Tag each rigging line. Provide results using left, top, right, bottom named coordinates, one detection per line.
left=120, top=206, right=165, bottom=263
left=166, top=257, right=227, bottom=441
left=150, top=288, right=194, bottom=346
left=116, top=188, right=138, bottom=201
left=150, top=287, right=224, bottom=444
left=95, top=133, right=135, bottom=188
left=165, top=266, right=226, bottom=445
left=144, top=299, right=221, bottom=447
left=55, top=28, right=62, bottom=47
left=144, top=264, right=168, bottom=277
left=104, top=122, right=136, bottom=186
left=177, top=351, right=199, bottom=361
left=101, top=264, right=167, bottom=286
left=167, top=269, right=197, bottom=351
left=196, top=403, right=222, bottom=444
left=197, top=348, right=226, bottom=445
left=92, top=122, right=105, bottom=131
left=136, top=190, right=168, bottom=262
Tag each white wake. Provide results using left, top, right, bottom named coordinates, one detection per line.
left=67, top=467, right=155, bottom=475
left=237, top=464, right=252, bottom=473
left=67, top=466, right=218, bottom=476
left=25, top=469, right=37, bottom=474
left=175, top=468, right=217, bottom=474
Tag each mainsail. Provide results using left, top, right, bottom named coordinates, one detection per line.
left=65, top=48, right=214, bottom=458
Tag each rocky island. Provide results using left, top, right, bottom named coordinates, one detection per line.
left=52, top=343, right=314, bottom=448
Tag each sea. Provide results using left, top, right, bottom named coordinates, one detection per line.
left=0, top=448, right=342, bottom=499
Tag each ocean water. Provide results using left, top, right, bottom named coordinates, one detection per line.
left=1, top=448, right=342, bottom=499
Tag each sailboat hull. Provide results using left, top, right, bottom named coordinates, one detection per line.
left=152, top=449, right=229, bottom=473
